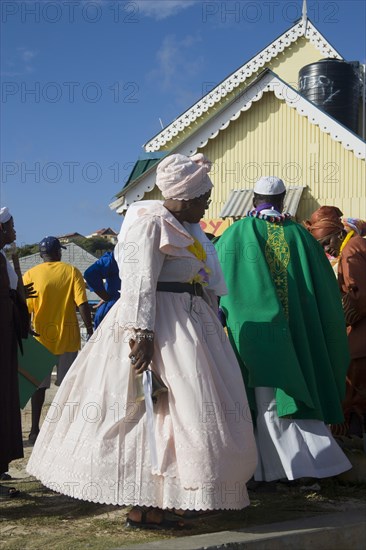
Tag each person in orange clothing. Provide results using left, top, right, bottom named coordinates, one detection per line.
left=23, top=236, right=93, bottom=444
left=305, top=206, right=366, bottom=437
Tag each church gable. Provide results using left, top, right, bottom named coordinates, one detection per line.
left=110, top=9, right=365, bottom=222
left=111, top=70, right=365, bottom=215
left=144, top=19, right=343, bottom=153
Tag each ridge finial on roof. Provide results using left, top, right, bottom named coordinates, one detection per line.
left=302, top=0, right=308, bottom=33
left=302, top=0, right=308, bottom=22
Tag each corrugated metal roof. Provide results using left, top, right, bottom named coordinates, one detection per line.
left=220, top=187, right=305, bottom=218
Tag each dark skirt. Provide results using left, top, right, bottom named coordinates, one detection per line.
left=0, top=289, right=24, bottom=471
left=344, top=356, right=366, bottom=435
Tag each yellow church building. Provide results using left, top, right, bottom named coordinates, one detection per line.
left=110, top=5, right=366, bottom=234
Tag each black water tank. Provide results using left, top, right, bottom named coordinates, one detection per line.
left=298, top=59, right=360, bottom=134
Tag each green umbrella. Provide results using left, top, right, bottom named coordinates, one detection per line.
left=18, top=337, right=56, bottom=409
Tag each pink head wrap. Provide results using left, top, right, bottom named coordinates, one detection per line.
left=156, top=153, right=213, bottom=200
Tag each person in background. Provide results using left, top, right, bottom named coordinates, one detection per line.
left=23, top=236, right=93, bottom=444
left=0, top=207, right=29, bottom=497
left=216, top=177, right=351, bottom=485
left=302, top=206, right=346, bottom=274
left=84, top=251, right=121, bottom=328
left=304, top=206, right=366, bottom=437
left=27, top=154, right=257, bottom=528
left=342, top=217, right=366, bottom=238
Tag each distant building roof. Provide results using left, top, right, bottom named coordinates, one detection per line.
left=93, top=228, right=118, bottom=236
left=58, top=232, right=85, bottom=239
left=220, top=187, right=305, bottom=219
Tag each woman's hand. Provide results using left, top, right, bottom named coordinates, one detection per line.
left=129, top=332, right=154, bottom=374
left=24, top=282, right=37, bottom=299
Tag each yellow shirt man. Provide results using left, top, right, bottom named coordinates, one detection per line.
left=23, top=260, right=88, bottom=355
left=23, top=236, right=93, bottom=445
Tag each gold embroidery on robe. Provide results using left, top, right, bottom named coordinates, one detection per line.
left=265, top=224, right=290, bottom=318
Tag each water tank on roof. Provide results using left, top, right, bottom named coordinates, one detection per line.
left=298, top=59, right=360, bottom=134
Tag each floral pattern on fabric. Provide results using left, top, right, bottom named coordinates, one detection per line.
left=265, top=223, right=290, bottom=319
left=187, top=237, right=211, bottom=286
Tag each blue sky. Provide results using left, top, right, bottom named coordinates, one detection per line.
left=1, top=0, right=365, bottom=245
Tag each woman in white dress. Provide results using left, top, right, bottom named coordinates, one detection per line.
left=27, top=154, right=257, bottom=528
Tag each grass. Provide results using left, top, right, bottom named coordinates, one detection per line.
left=3, top=403, right=364, bottom=549
left=1, top=476, right=366, bottom=549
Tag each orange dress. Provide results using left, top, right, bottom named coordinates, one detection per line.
left=338, top=235, right=366, bottom=434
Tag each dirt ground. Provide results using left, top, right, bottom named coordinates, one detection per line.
left=1, top=384, right=366, bottom=550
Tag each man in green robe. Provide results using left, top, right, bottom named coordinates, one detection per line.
left=216, top=176, right=351, bottom=482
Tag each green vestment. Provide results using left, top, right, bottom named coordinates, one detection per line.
left=216, top=216, right=349, bottom=424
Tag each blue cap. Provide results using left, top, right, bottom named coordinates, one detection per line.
left=39, top=236, right=66, bottom=255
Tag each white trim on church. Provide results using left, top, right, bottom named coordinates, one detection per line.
left=144, top=19, right=342, bottom=152
left=111, top=70, right=365, bottom=213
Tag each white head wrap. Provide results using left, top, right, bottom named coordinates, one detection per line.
left=0, top=206, right=12, bottom=224
left=156, top=153, right=213, bottom=200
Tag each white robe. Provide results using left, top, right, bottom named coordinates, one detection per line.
left=27, top=202, right=257, bottom=510
left=254, top=387, right=351, bottom=481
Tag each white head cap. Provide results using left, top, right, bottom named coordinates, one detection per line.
left=0, top=207, right=12, bottom=224
left=254, top=176, right=286, bottom=195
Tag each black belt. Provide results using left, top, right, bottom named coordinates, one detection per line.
left=157, top=282, right=204, bottom=297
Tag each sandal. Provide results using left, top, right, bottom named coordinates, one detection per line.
left=126, top=506, right=187, bottom=530
left=0, top=485, right=20, bottom=499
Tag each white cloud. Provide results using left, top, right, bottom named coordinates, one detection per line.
left=0, top=59, right=21, bottom=77
left=149, top=34, right=204, bottom=91
left=7, top=48, right=39, bottom=74
left=17, top=48, right=38, bottom=63
left=1, top=71, right=22, bottom=77
left=135, top=0, right=197, bottom=20
left=1, top=49, right=38, bottom=76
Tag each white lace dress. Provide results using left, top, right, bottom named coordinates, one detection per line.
left=27, top=202, right=257, bottom=510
